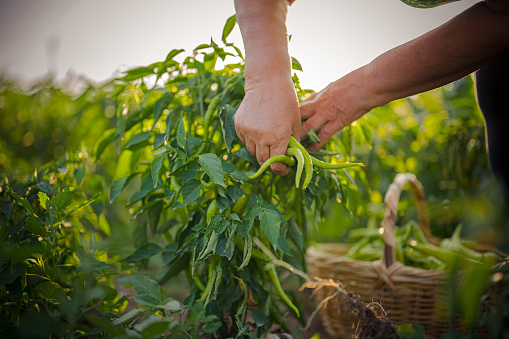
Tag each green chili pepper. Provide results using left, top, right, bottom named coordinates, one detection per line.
left=267, top=265, right=300, bottom=317
left=288, top=136, right=313, bottom=189
left=286, top=147, right=304, bottom=188
left=206, top=199, right=218, bottom=225
left=200, top=256, right=216, bottom=302
left=232, top=193, right=249, bottom=215
left=310, top=156, right=364, bottom=170
left=246, top=155, right=296, bottom=179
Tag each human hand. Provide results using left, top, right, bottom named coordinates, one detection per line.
left=235, top=76, right=301, bottom=175
left=299, top=74, right=371, bottom=152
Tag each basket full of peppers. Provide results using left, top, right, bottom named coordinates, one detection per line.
left=306, top=173, right=505, bottom=339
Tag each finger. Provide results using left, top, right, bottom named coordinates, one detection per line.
left=300, top=113, right=329, bottom=140
left=269, top=142, right=290, bottom=176
left=246, top=139, right=256, bottom=157
left=308, top=122, right=338, bottom=152
left=236, top=128, right=246, bottom=146
left=257, top=143, right=270, bottom=167
left=299, top=100, right=316, bottom=120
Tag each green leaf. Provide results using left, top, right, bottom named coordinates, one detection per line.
left=251, top=309, right=267, bottom=327
left=397, top=323, right=426, bottom=339
left=113, top=308, right=145, bottom=325
left=239, top=235, right=252, bottom=270
left=222, top=14, right=236, bottom=43
left=94, top=128, right=118, bottom=162
left=153, top=91, right=174, bottom=127
left=121, top=65, right=155, bottom=81
left=25, top=217, right=47, bottom=236
left=134, top=294, right=160, bottom=307
left=110, top=176, right=129, bottom=203
left=173, top=179, right=201, bottom=210
left=52, top=190, right=74, bottom=213
left=122, top=243, right=163, bottom=263
left=158, top=298, right=181, bottom=311
left=165, top=49, right=185, bottom=62
left=291, top=56, right=303, bottom=71
left=260, top=208, right=281, bottom=248
left=125, top=131, right=152, bottom=151
left=219, top=105, right=236, bottom=153
left=151, top=155, right=164, bottom=188
left=226, top=185, right=243, bottom=204
left=9, top=190, right=35, bottom=215
left=153, top=133, right=166, bottom=151
left=289, top=219, right=303, bottom=251
left=177, top=115, right=187, bottom=150
left=171, top=160, right=200, bottom=180
left=74, top=166, right=86, bottom=186
left=132, top=275, right=161, bottom=303
left=198, top=153, right=224, bottom=187
left=38, top=191, right=48, bottom=210
left=34, top=281, right=65, bottom=301
left=277, top=233, right=293, bottom=257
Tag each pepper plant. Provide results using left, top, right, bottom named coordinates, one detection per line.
left=98, top=16, right=366, bottom=337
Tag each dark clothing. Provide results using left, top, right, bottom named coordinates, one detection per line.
left=476, top=49, right=509, bottom=206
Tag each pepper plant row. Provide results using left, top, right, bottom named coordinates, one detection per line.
left=96, top=16, right=367, bottom=337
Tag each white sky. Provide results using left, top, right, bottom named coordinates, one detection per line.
left=0, top=0, right=478, bottom=91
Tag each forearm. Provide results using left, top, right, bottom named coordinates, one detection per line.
left=362, top=1, right=509, bottom=109
left=234, top=0, right=293, bottom=88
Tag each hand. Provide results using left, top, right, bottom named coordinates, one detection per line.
left=299, top=72, right=371, bottom=152
left=235, top=76, right=301, bottom=175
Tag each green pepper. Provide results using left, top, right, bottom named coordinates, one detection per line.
left=267, top=265, right=300, bottom=317
left=289, top=136, right=313, bottom=189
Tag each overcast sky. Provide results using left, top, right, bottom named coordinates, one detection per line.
left=0, top=0, right=477, bottom=91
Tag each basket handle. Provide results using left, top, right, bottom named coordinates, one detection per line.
left=381, top=173, right=430, bottom=268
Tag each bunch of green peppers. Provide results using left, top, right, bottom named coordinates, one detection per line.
left=345, top=222, right=500, bottom=270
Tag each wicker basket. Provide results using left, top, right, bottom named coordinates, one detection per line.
left=306, top=173, right=454, bottom=339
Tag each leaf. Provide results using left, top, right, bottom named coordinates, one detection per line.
left=259, top=208, right=281, bottom=249
left=198, top=153, right=224, bottom=187
left=222, top=14, right=236, bottom=43
left=132, top=275, right=161, bottom=303
left=219, top=105, right=236, bottom=153
left=37, top=192, right=48, bottom=210
left=172, top=179, right=201, bottom=210
left=121, top=65, right=155, bottom=81
left=158, top=298, right=181, bottom=311
left=289, top=219, right=303, bottom=251
left=215, top=195, right=230, bottom=213
left=397, top=323, right=426, bottom=339
left=134, top=294, right=160, bottom=307
left=177, top=115, right=187, bottom=150
left=164, top=48, right=185, bottom=62
left=251, top=309, right=267, bottom=327
left=113, top=308, right=145, bottom=325
left=34, top=281, right=65, bottom=301
left=9, top=190, right=35, bottom=215
left=153, top=133, right=166, bottom=151
left=239, top=236, right=252, bottom=270
left=52, top=190, right=74, bottom=213
left=151, top=155, right=164, bottom=188
left=153, top=91, right=174, bottom=127
left=74, top=166, right=86, bottom=186
left=171, top=160, right=200, bottom=180
left=277, top=233, right=293, bottom=257
left=110, top=176, right=129, bottom=203
left=291, top=56, right=303, bottom=71
left=94, top=128, right=118, bottom=161
left=226, top=185, right=243, bottom=204
left=25, top=217, right=47, bottom=236
left=125, top=131, right=152, bottom=151
left=122, top=243, right=163, bottom=263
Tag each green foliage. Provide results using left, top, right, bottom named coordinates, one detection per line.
left=1, top=13, right=507, bottom=339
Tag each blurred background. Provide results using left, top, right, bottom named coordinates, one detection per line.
left=0, top=0, right=477, bottom=90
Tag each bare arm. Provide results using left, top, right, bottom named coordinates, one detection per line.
left=301, top=0, right=509, bottom=151
left=234, top=0, right=300, bottom=175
